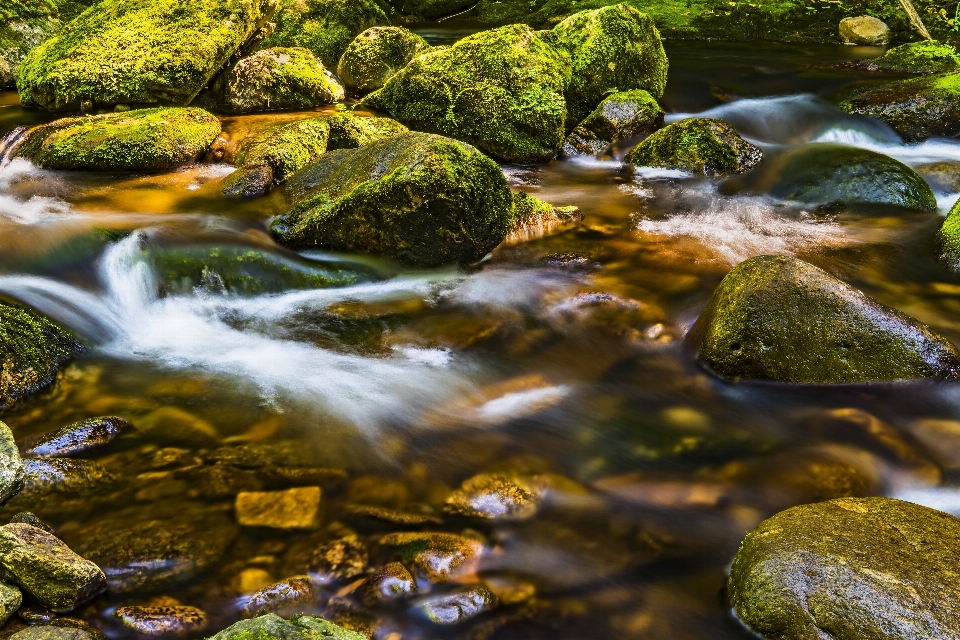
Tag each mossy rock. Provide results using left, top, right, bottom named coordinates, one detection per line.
left=763, top=143, right=937, bottom=211
left=390, top=0, right=475, bottom=19
left=936, top=197, right=960, bottom=271
left=327, top=113, right=408, bottom=150
left=0, top=581, right=20, bottom=627
left=213, top=47, right=344, bottom=114
left=379, top=531, right=484, bottom=582
left=729, top=497, right=960, bottom=640
left=626, top=117, right=761, bottom=176
left=693, top=254, right=960, bottom=383
left=16, top=458, right=118, bottom=501
left=15, top=0, right=278, bottom=112
left=362, top=24, right=570, bottom=164
left=337, top=27, right=429, bottom=95
left=0, top=300, right=80, bottom=411
left=16, top=107, right=221, bottom=171
left=0, top=422, right=24, bottom=506
left=561, top=88, right=664, bottom=156
left=864, top=39, right=960, bottom=73
left=547, top=4, right=667, bottom=126
left=272, top=132, right=515, bottom=266
left=262, top=0, right=390, bottom=70
left=839, top=71, right=960, bottom=142
left=209, top=613, right=365, bottom=640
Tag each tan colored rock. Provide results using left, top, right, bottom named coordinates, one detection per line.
left=839, top=16, right=890, bottom=45
left=114, top=605, right=207, bottom=636
left=235, top=487, right=322, bottom=530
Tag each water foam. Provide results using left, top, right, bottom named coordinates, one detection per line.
left=0, top=159, right=76, bottom=224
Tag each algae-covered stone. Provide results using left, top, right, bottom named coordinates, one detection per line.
left=839, top=15, right=889, bottom=44
left=419, top=586, right=498, bottom=625
left=561, top=89, right=664, bottom=156
left=16, top=108, right=221, bottom=172
left=273, top=132, right=515, bottom=266
left=208, top=613, right=365, bottom=640
left=937, top=197, right=960, bottom=270
left=16, top=0, right=278, bottom=112
left=444, top=473, right=541, bottom=520
left=0, top=422, right=24, bottom=506
left=214, top=47, right=344, bottom=114
left=863, top=40, right=960, bottom=73
left=326, top=113, right=408, bottom=150
left=362, top=24, right=570, bottom=164
left=262, top=0, right=390, bottom=69
left=114, top=605, right=207, bottom=636
left=764, top=143, right=937, bottom=211
left=10, top=622, right=106, bottom=640
left=337, top=27, right=429, bottom=94
left=25, top=416, right=133, bottom=458
left=379, top=532, right=484, bottom=582
left=548, top=4, right=668, bottom=126
left=626, top=117, right=761, bottom=176
left=0, top=523, right=106, bottom=613
left=0, top=581, right=21, bottom=626
left=840, top=71, right=960, bottom=142
left=693, top=255, right=960, bottom=383
left=729, top=497, right=960, bottom=640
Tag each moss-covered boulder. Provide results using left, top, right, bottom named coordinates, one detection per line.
left=262, top=0, right=390, bottom=70
left=548, top=4, right=667, bottom=126
left=0, top=422, right=24, bottom=506
left=337, top=27, right=429, bottom=95
left=839, top=71, right=960, bottom=142
left=764, top=143, right=937, bottom=212
left=327, top=113, right=408, bottom=150
left=0, top=581, right=21, bottom=626
left=626, top=117, right=761, bottom=176
left=16, top=0, right=278, bottom=113
left=729, top=497, right=960, bottom=640
left=362, top=24, right=570, bottom=164
left=937, top=197, right=960, bottom=271
left=223, top=118, right=330, bottom=197
left=209, top=613, right=365, bottom=640
left=16, top=107, right=221, bottom=171
left=693, top=255, right=960, bottom=383
left=272, top=132, right=514, bottom=266
left=863, top=40, right=960, bottom=73
left=561, top=89, right=663, bottom=156
left=212, top=47, right=344, bottom=114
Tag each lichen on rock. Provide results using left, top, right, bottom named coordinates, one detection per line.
left=626, top=117, right=761, bottom=176
left=337, top=27, right=429, bottom=94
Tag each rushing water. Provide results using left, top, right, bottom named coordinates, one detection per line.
left=2, top=41, right=960, bottom=639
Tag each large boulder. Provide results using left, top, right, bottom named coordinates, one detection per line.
left=211, top=47, right=344, bottom=114
left=547, top=4, right=668, bottom=126
left=337, top=27, right=429, bottom=95
left=262, top=0, right=390, bottom=70
left=16, top=0, right=278, bottom=112
left=0, top=422, right=24, bottom=506
left=208, top=613, right=364, bottom=640
left=271, top=132, right=515, bottom=266
left=937, top=197, right=960, bottom=270
left=326, top=113, right=408, bottom=150
left=626, top=117, right=761, bottom=176
left=0, top=1, right=97, bottom=88
left=693, top=255, right=960, bottom=383
left=561, top=89, right=664, bottom=156
left=839, top=71, right=960, bottom=142
left=362, top=24, right=570, bottom=164
left=839, top=15, right=890, bottom=44
left=16, top=107, right=221, bottom=171
left=729, top=497, right=960, bottom=640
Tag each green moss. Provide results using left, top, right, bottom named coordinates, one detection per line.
left=16, top=107, right=221, bottom=171
left=0, top=0, right=96, bottom=86
left=937, top=197, right=960, bottom=270
left=547, top=4, right=667, bottom=126
left=208, top=614, right=366, bottom=640
left=262, top=0, right=390, bottom=70
left=866, top=39, right=960, bottom=73
left=327, top=113, right=408, bottom=149
left=16, top=0, right=278, bottom=113
left=693, top=255, right=960, bottom=383
left=337, top=27, right=429, bottom=95
left=626, top=117, right=761, bottom=176
left=272, top=132, right=515, bottom=266
left=511, top=191, right=555, bottom=227
left=234, top=118, right=331, bottom=184
left=563, top=88, right=664, bottom=155
left=362, top=24, right=570, bottom=164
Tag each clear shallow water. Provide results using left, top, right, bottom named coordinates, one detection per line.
left=2, top=42, right=960, bottom=639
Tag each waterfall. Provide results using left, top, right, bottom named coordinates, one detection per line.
left=0, top=126, right=31, bottom=168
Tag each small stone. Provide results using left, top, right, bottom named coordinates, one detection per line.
left=206, top=442, right=313, bottom=469
left=306, top=538, right=368, bottom=581
left=0, top=524, right=106, bottom=612
left=561, top=90, right=664, bottom=157
left=9, top=622, right=106, bottom=640
left=148, top=448, right=201, bottom=470
left=236, top=487, right=322, bottom=530
left=357, top=563, right=416, bottom=606
left=208, top=613, right=365, bottom=640
left=241, top=576, right=316, bottom=617
left=23, top=416, right=133, bottom=457
left=379, top=532, right=484, bottom=582
left=113, top=605, right=207, bottom=636
left=16, top=605, right=54, bottom=623
left=0, top=581, right=22, bottom=626
left=8, top=513, right=53, bottom=534
left=0, top=422, right=24, bottom=505
left=261, top=466, right=347, bottom=489
left=418, top=586, right=498, bottom=625
left=137, top=407, right=219, bottom=448
left=839, top=15, right=890, bottom=45
left=444, top=474, right=540, bottom=520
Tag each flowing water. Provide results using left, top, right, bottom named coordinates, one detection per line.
left=2, top=41, right=960, bottom=639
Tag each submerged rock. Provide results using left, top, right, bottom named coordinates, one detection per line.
left=418, top=586, right=498, bottom=625
left=113, top=605, right=207, bottom=636
left=337, top=27, right=429, bottom=94
left=16, top=458, right=117, bottom=500
left=208, top=613, right=365, bottom=640
left=0, top=422, right=24, bottom=506
left=693, top=255, right=960, bottom=383
left=24, top=416, right=133, bottom=458
left=273, top=132, right=515, bottom=266
left=379, top=532, right=484, bottom=582
left=839, top=15, right=889, bottom=45
left=8, top=513, right=53, bottom=534
left=326, top=113, right=408, bottom=150
left=242, top=576, right=317, bottom=617
left=362, top=24, right=570, bottom=163
left=937, top=197, right=960, bottom=270
left=357, top=563, right=416, bottom=606
left=626, top=118, right=761, bottom=176
left=0, top=523, right=106, bottom=612
left=235, top=487, right=322, bottom=530
left=16, top=108, right=221, bottom=171
left=561, top=89, right=664, bottom=157
left=9, top=622, right=106, bottom=640
left=860, top=40, right=960, bottom=73
left=918, top=160, right=960, bottom=192
left=729, top=497, right=960, bottom=640
left=16, top=0, right=278, bottom=112
left=0, top=581, right=21, bottom=626
left=304, top=537, right=368, bottom=580
left=444, top=473, right=541, bottom=520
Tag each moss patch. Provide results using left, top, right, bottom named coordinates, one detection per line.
left=562, top=88, right=664, bottom=155
left=865, top=39, right=960, bottom=73
left=626, top=117, right=761, bottom=176
left=327, top=113, right=408, bottom=149
left=0, top=0, right=96, bottom=87
left=337, top=27, right=429, bottom=95
left=937, top=197, right=960, bottom=270
left=209, top=613, right=366, bottom=640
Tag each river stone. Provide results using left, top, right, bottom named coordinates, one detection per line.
left=24, top=416, right=133, bottom=458
left=357, top=562, right=416, bottom=606
left=937, top=197, right=960, bottom=270
left=0, top=523, right=106, bottom=613
left=418, top=585, right=498, bottom=625
left=224, top=118, right=330, bottom=198
left=764, top=143, right=938, bottom=212
left=0, top=581, right=21, bottom=626
left=361, top=24, right=570, bottom=164
left=548, top=4, right=668, bottom=127
left=273, top=132, right=515, bottom=266
left=213, top=47, right=344, bottom=114
left=729, top=497, right=960, bottom=640
left=444, top=473, right=540, bottom=520
left=337, top=27, right=429, bottom=94
left=242, top=576, right=316, bottom=617
left=209, top=613, right=365, bottom=640
left=16, top=108, right=222, bottom=172
left=561, top=89, right=664, bottom=156
left=235, top=487, right=322, bottom=530
left=304, top=537, right=368, bottom=580
left=379, top=532, right=484, bottom=582
left=16, top=0, right=278, bottom=112
left=326, top=114, right=408, bottom=151
left=0, top=422, right=23, bottom=506
left=9, top=623, right=106, bottom=640
left=839, top=16, right=889, bottom=45
left=16, top=459, right=117, bottom=500
left=113, top=605, right=207, bottom=636
left=206, top=442, right=315, bottom=468
left=9, top=513, right=54, bottom=534
left=693, top=255, right=960, bottom=383
left=626, top=118, right=762, bottom=176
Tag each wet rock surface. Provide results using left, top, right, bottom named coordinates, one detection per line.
left=561, top=89, right=665, bottom=157
left=0, top=423, right=24, bottom=506
left=9, top=623, right=106, bottom=640
left=627, top=118, right=761, bottom=176
left=208, top=613, right=365, bottom=640
left=0, top=581, right=21, bottom=626
left=357, top=562, right=416, bottom=605
left=235, top=487, right=322, bottom=530
left=444, top=473, right=541, bottom=520
left=23, top=416, right=133, bottom=458
left=241, top=576, right=317, bottom=617
left=418, top=586, right=498, bottom=625
left=838, top=15, right=889, bottom=45
left=113, top=605, right=207, bottom=636
left=16, top=458, right=117, bottom=501
left=379, top=532, right=485, bottom=582
left=337, top=27, right=429, bottom=94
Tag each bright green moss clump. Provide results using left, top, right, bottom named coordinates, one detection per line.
left=208, top=614, right=366, bottom=640
left=937, top=197, right=960, bottom=270
left=16, top=0, right=278, bottom=112
left=16, top=107, right=221, bottom=171
left=272, top=132, right=515, bottom=266
left=865, top=40, right=960, bottom=73
left=0, top=0, right=96, bottom=87
left=337, top=27, right=430, bottom=94
left=327, top=113, right=408, bottom=150
left=626, top=117, right=761, bottom=176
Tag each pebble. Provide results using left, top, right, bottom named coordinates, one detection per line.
left=445, top=473, right=540, bottom=520
left=379, top=532, right=484, bottom=582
